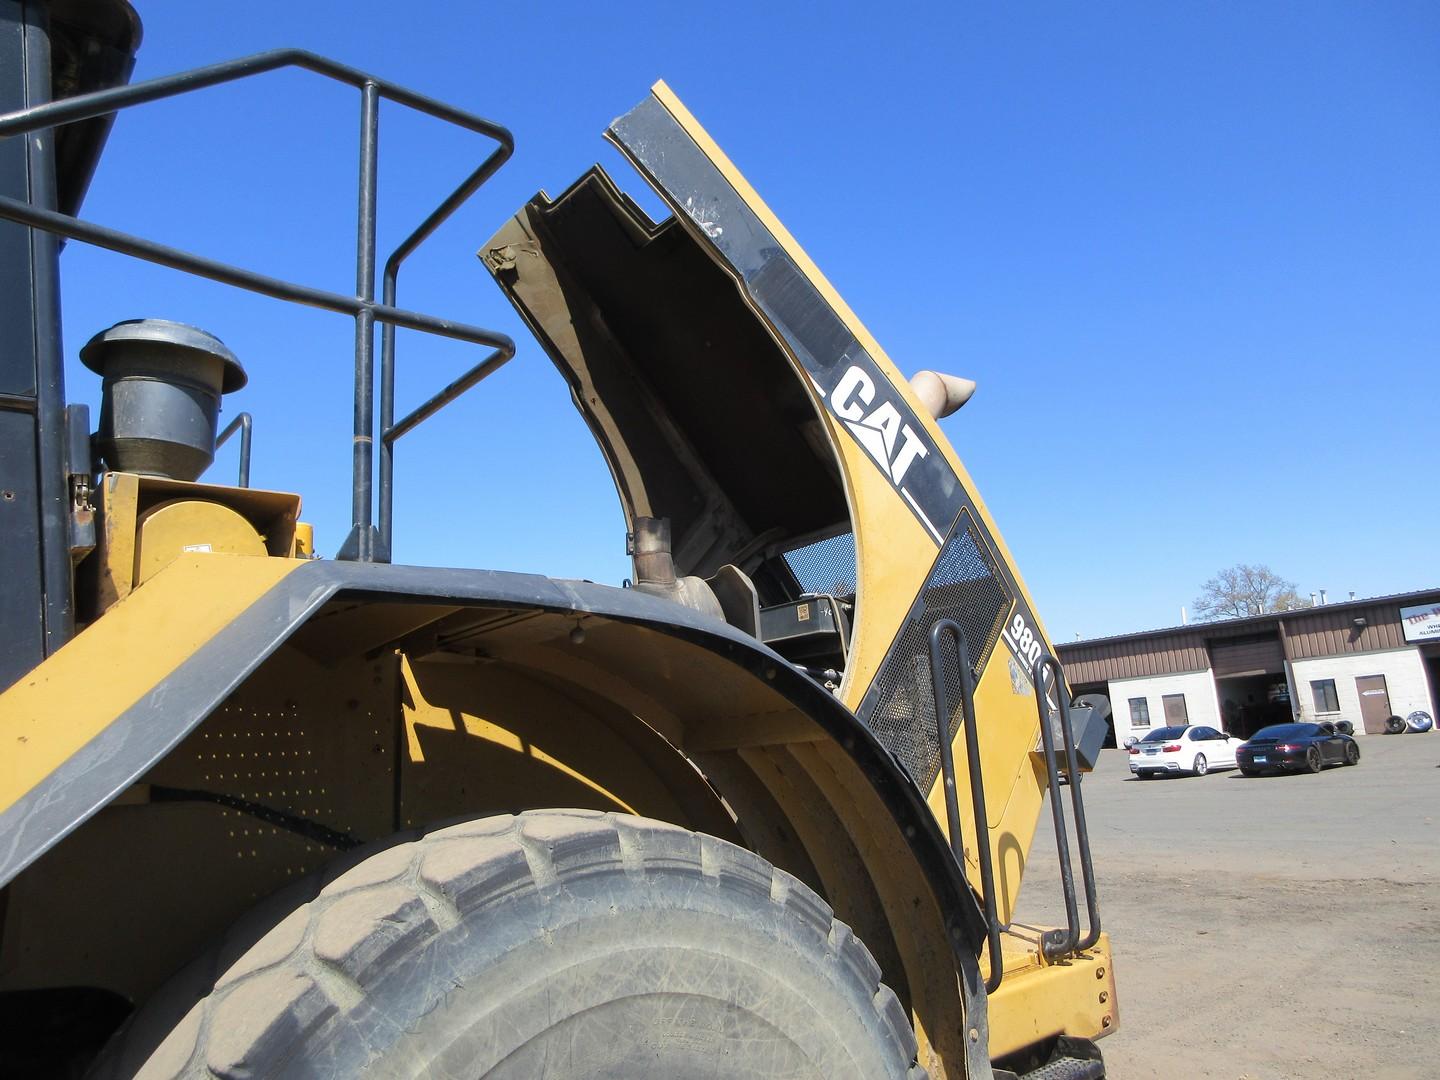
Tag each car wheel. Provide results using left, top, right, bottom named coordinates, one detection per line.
left=1191, top=753, right=1208, bottom=776
left=1305, top=746, right=1322, bottom=773
left=1385, top=715, right=1407, bottom=734
left=1345, top=742, right=1360, bottom=766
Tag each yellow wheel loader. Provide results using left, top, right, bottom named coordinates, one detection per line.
left=0, top=2, right=1116, bottom=1076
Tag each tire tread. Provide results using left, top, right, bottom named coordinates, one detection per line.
left=95, top=812, right=929, bottom=1079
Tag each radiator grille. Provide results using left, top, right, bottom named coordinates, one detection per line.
left=782, top=532, right=856, bottom=597
left=861, top=517, right=1012, bottom=789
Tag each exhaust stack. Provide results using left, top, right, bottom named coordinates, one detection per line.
left=910, top=370, right=976, bottom=419
left=629, top=516, right=724, bottom=620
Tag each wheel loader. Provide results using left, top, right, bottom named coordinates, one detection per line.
left=0, top=2, right=1117, bottom=1076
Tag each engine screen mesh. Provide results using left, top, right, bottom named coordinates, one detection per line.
left=782, top=532, right=856, bottom=596
left=861, top=517, right=1012, bottom=790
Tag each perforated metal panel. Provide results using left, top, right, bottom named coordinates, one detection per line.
left=860, top=516, right=1012, bottom=789
left=783, top=532, right=857, bottom=596
left=142, top=650, right=398, bottom=901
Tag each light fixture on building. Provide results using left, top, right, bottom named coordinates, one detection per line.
left=1352, top=617, right=1367, bottom=628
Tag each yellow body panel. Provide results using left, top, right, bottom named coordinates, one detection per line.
left=134, top=500, right=267, bottom=584
left=987, top=932, right=1118, bottom=1057
left=94, top=470, right=141, bottom=610
left=0, top=553, right=299, bottom=816
left=85, top=472, right=303, bottom=617
left=923, top=655, right=1050, bottom=923
left=839, top=459, right=943, bottom=704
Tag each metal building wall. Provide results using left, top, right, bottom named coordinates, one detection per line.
left=1058, top=589, right=1440, bottom=688
left=1282, top=603, right=1416, bottom=660
left=1059, top=631, right=1210, bottom=684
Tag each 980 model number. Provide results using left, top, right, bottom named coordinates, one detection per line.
left=1001, top=612, right=1044, bottom=670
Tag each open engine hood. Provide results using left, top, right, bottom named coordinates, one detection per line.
left=482, top=164, right=847, bottom=590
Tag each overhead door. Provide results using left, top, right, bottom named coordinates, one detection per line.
left=1210, top=635, right=1285, bottom=678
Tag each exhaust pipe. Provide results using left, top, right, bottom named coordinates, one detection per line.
left=629, top=517, right=724, bottom=620
left=910, top=370, right=976, bottom=419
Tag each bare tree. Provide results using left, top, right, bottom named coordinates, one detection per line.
left=1193, top=564, right=1310, bottom=621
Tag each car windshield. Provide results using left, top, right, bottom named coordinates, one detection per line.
left=1250, top=723, right=1318, bottom=740
left=1140, top=726, right=1189, bottom=743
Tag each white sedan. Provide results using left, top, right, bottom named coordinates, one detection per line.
left=1128, top=725, right=1242, bottom=778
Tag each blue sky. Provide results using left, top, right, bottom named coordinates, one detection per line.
left=56, top=2, right=1439, bottom=641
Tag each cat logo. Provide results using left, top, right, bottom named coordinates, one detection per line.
left=827, top=363, right=945, bottom=542
left=830, top=365, right=929, bottom=486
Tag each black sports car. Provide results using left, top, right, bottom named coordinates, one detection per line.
left=1236, top=722, right=1360, bottom=775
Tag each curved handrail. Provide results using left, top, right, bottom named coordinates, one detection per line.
left=0, top=48, right=512, bottom=144
left=0, top=48, right=516, bottom=561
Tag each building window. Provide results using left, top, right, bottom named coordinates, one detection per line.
left=1162, top=694, right=1189, bottom=725
left=1128, top=697, right=1151, bottom=727
left=1310, top=679, right=1340, bottom=714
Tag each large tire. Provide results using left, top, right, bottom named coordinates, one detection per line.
left=1344, top=742, right=1361, bottom=766
left=1304, top=747, right=1323, bottom=773
left=1385, top=715, right=1407, bottom=734
left=1191, top=754, right=1208, bottom=777
left=1021, top=1053, right=1106, bottom=1079
left=92, top=811, right=927, bottom=1079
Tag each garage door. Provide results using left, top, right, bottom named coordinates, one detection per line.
left=1210, top=635, right=1285, bottom=678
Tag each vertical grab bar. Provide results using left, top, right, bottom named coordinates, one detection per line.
left=215, top=412, right=252, bottom=488
left=929, top=619, right=1004, bottom=992
left=1032, top=654, right=1081, bottom=959
left=1054, top=657, right=1102, bottom=952
left=1032, top=654, right=1103, bottom=957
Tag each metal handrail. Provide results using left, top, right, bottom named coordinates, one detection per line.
left=0, top=48, right=516, bottom=562
left=928, top=619, right=1005, bottom=993
left=1031, top=654, right=1102, bottom=959
left=216, top=412, right=252, bottom=488
left=377, top=104, right=515, bottom=559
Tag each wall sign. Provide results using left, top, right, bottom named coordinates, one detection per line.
left=1400, top=603, right=1440, bottom=643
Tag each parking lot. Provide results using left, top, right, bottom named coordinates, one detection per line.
left=1015, top=735, right=1440, bottom=1079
